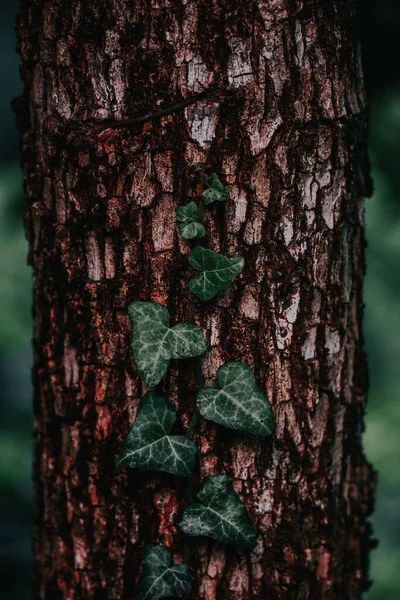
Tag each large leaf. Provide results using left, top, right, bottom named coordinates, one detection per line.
left=116, top=391, right=197, bottom=476
left=137, top=545, right=192, bottom=600
left=179, top=474, right=257, bottom=550
left=197, top=362, right=275, bottom=436
left=128, top=302, right=207, bottom=387
left=202, top=173, right=229, bottom=205
left=175, top=201, right=205, bottom=240
left=188, top=247, right=244, bottom=301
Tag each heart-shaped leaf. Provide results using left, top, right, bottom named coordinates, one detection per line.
left=179, top=474, right=257, bottom=550
left=175, top=201, right=205, bottom=240
left=197, top=362, right=275, bottom=436
left=179, top=221, right=206, bottom=240
left=128, top=302, right=207, bottom=388
left=188, top=247, right=244, bottom=301
left=175, top=201, right=198, bottom=223
left=202, top=173, right=229, bottom=205
left=137, top=545, right=192, bottom=600
left=116, top=391, right=197, bottom=476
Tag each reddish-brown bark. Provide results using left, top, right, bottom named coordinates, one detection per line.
left=17, top=0, right=376, bottom=598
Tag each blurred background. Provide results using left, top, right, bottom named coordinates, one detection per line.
left=0, top=1, right=399, bottom=598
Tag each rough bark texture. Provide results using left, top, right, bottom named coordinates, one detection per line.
left=17, top=0, right=376, bottom=598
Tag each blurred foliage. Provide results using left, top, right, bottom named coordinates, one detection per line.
left=364, top=93, right=400, bottom=599
left=0, top=163, right=32, bottom=352
left=0, top=171, right=33, bottom=598
left=0, top=4, right=33, bottom=599
left=0, top=0, right=399, bottom=598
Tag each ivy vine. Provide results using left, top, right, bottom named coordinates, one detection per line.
left=117, top=170, right=276, bottom=598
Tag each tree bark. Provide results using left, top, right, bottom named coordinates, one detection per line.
left=17, top=0, right=376, bottom=598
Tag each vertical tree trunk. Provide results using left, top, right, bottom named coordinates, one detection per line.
left=17, top=0, right=375, bottom=598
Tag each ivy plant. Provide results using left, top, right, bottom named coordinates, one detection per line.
left=202, top=173, right=230, bottom=205
left=188, top=247, right=244, bottom=301
left=197, top=362, right=275, bottom=436
left=175, top=200, right=206, bottom=240
left=137, top=545, right=192, bottom=600
left=128, top=301, right=207, bottom=388
left=116, top=392, right=197, bottom=476
left=119, top=171, right=276, bottom=597
left=179, top=474, right=257, bottom=550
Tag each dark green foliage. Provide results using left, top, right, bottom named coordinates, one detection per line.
left=179, top=474, right=257, bottom=550
left=197, top=362, right=275, bottom=436
left=137, top=545, right=192, bottom=600
left=188, top=247, right=244, bottom=301
left=175, top=201, right=206, bottom=239
left=116, top=392, right=197, bottom=476
left=128, top=301, right=207, bottom=387
left=202, top=173, right=229, bottom=205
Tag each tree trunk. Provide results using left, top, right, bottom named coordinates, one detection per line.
left=17, top=0, right=376, bottom=598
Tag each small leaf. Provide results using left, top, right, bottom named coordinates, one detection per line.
left=116, top=391, right=197, bottom=476
left=179, top=474, right=257, bottom=550
left=202, top=173, right=229, bottom=205
left=128, top=301, right=207, bottom=387
left=188, top=247, right=244, bottom=301
left=175, top=201, right=198, bottom=223
left=197, top=362, right=275, bottom=436
left=137, top=545, right=192, bottom=600
left=179, top=221, right=206, bottom=240
left=176, top=202, right=205, bottom=240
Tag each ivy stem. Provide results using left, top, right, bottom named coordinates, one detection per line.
left=183, top=191, right=206, bottom=565
left=186, top=350, right=204, bottom=437
left=187, top=193, right=205, bottom=437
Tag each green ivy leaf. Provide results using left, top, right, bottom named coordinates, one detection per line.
left=116, top=391, right=197, bottom=476
left=137, top=545, right=192, bottom=600
left=175, top=201, right=198, bottom=223
left=176, top=201, right=205, bottom=240
left=197, top=362, right=275, bottom=436
left=128, top=302, right=207, bottom=387
left=179, top=221, right=206, bottom=240
left=202, top=173, right=229, bottom=205
left=179, top=474, right=257, bottom=550
left=188, top=247, right=244, bottom=301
